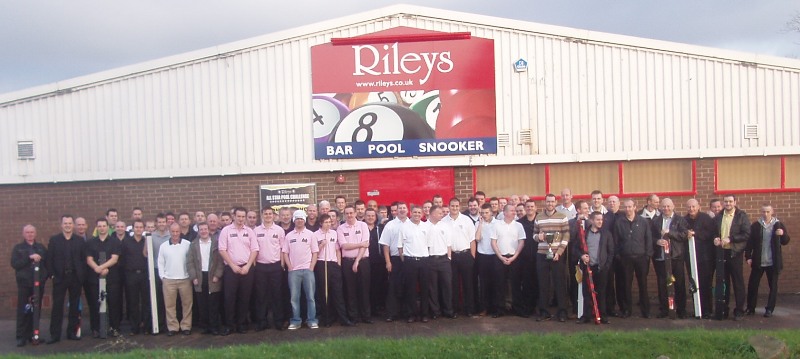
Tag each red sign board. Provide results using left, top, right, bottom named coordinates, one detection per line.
left=311, top=27, right=497, bottom=160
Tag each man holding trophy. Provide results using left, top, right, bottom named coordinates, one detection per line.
left=533, top=194, right=571, bottom=322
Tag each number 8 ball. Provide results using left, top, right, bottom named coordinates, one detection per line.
left=331, top=104, right=434, bottom=143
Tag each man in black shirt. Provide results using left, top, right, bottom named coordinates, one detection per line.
left=684, top=199, right=716, bottom=318
left=45, top=215, right=87, bottom=344
left=87, top=219, right=123, bottom=337
left=122, top=220, right=151, bottom=335
left=516, top=199, right=538, bottom=317
left=614, top=200, right=653, bottom=318
left=11, top=225, right=48, bottom=347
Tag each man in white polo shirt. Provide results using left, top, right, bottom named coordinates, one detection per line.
left=475, top=203, right=498, bottom=317
left=399, top=206, right=431, bottom=323
left=444, top=197, right=477, bottom=318
left=426, top=205, right=455, bottom=319
left=378, top=202, right=409, bottom=322
left=491, top=204, right=526, bottom=318
left=283, top=210, right=319, bottom=330
left=157, top=223, right=193, bottom=336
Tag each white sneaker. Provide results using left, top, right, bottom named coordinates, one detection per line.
left=288, top=323, right=301, bottom=330
left=309, top=323, right=319, bottom=329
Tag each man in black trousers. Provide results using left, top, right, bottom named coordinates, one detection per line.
left=45, top=215, right=87, bottom=343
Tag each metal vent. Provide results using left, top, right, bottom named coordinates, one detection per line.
left=17, top=141, right=34, bottom=159
left=497, top=133, right=511, bottom=147
left=743, top=124, right=760, bottom=139
left=518, top=129, right=533, bottom=144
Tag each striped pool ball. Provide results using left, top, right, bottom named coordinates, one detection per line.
left=409, top=90, right=441, bottom=131
left=312, top=95, right=349, bottom=143
left=347, top=91, right=400, bottom=109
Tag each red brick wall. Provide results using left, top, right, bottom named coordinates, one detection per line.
left=2, top=160, right=797, bottom=317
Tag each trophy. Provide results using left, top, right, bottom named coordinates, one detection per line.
left=544, top=232, right=561, bottom=260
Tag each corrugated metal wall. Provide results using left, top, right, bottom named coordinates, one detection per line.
left=1, top=10, right=799, bottom=184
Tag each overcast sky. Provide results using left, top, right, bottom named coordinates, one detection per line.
left=1, top=0, right=798, bottom=95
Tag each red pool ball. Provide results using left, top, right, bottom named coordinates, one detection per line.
left=436, top=89, right=496, bottom=139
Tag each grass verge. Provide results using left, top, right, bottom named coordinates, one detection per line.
left=7, top=328, right=799, bottom=358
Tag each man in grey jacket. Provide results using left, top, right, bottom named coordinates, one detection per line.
left=188, top=222, right=224, bottom=335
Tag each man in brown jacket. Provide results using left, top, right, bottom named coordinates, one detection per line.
left=188, top=222, right=224, bottom=335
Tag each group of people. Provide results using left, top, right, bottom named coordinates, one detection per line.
left=12, top=190, right=790, bottom=347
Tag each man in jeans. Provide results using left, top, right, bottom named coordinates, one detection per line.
left=283, top=210, right=319, bottom=330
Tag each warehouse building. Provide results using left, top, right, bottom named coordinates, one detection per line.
left=1, top=4, right=798, bottom=312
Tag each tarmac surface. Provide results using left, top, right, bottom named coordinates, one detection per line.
left=5, top=294, right=800, bottom=356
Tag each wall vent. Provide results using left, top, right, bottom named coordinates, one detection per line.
left=17, top=141, right=34, bottom=160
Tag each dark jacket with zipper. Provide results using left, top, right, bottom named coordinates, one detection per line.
left=744, top=219, right=790, bottom=271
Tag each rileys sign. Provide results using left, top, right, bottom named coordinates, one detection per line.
left=311, top=27, right=497, bottom=159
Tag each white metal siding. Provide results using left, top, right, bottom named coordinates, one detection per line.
left=1, top=8, right=799, bottom=184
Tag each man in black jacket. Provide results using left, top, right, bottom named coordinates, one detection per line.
left=651, top=198, right=689, bottom=318
left=744, top=204, right=790, bottom=317
left=713, top=194, right=750, bottom=321
left=45, top=215, right=87, bottom=343
left=684, top=199, right=716, bottom=319
left=614, top=199, right=653, bottom=318
left=575, top=212, right=614, bottom=324
left=12, top=225, right=48, bottom=347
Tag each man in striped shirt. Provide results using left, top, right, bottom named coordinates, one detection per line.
left=534, top=194, right=571, bottom=322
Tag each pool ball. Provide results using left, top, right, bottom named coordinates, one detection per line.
left=348, top=91, right=400, bottom=109
left=409, top=90, right=441, bottom=130
left=312, top=95, right=349, bottom=143
left=331, top=103, right=434, bottom=143
left=436, top=89, right=496, bottom=139
left=399, top=90, right=425, bottom=105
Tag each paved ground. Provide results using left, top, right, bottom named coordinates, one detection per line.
left=5, top=294, right=800, bottom=356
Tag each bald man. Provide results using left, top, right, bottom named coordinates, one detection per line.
left=684, top=199, right=716, bottom=318
left=651, top=198, right=689, bottom=318
left=12, top=225, right=47, bottom=346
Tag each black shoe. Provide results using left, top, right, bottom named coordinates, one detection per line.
left=182, top=330, right=191, bottom=336
left=677, top=313, right=687, bottom=319
left=576, top=317, right=590, bottom=324
left=621, top=310, right=631, bottom=318
left=407, top=317, right=416, bottom=323
left=16, top=338, right=26, bottom=347
left=558, top=315, right=566, bottom=323
left=446, top=313, right=458, bottom=319
left=432, top=315, right=439, bottom=320
left=600, top=318, right=610, bottom=324
left=220, top=328, right=231, bottom=336
left=255, top=323, right=268, bottom=332
left=764, top=310, right=773, bottom=318
left=46, top=337, right=60, bottom=344
left=745, top=308, right=755, bottom=315
left=421, top=317, right=429, bottom=323
left=66, top=333, right=81, bottom=341
left=734, top=314, right=744, bottom=321
left=202, top=328, right=214, bottom=335
left=109, top=328, right=120, bottom=337
left=341, top=320, right=356, bottom=327
left=610, top=310, right=621, bottom=318
left=362, top=319, right=373, bottom=324
left=92, top=330, right=101, bottom=339
left=385, top=317, right=394, bottom=322
left=167, top=331, right=176, bottom=337
left=237, top=328, right=248, bottom=334
left=656, top=312, right=668, bottom=319
left=536, top=314, right=552, bottom=322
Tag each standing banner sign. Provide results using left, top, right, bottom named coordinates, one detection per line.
left=259, top=183, right=317, bottom=211
left=311, top=27, right=497, bottom=159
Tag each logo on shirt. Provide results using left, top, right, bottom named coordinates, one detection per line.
left=355, top=230, right=362, bottom=235
left=272, top=234, right=279, bottom=239
left=289, top=239, right=297, bottom=244
left=231, top=233, right=239, bottom=237
left=302, top=238, right=308, bottom=243
left=343, top=232, right=350, bottom=237
left=257, top=233, right=265, bottom=237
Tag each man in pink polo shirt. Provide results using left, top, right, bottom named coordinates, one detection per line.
left=253, top=207, right=285, bottom=331
left=283, top=210, right=319, bottom=330
left=314, top=214, right=354, bottom=327
left=217, top=207, right=258, bottom=336
left=338, top=205, right=372, bottom=324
